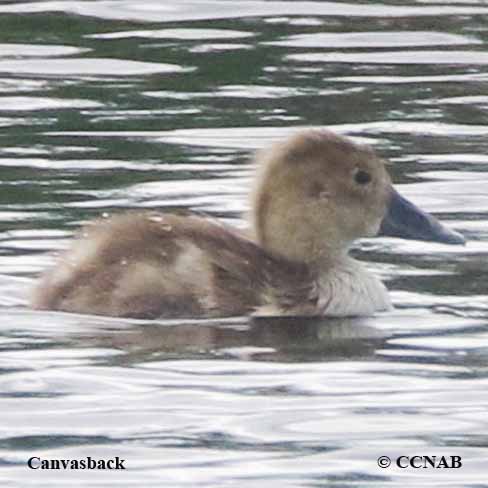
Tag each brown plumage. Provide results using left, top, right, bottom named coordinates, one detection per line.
left=31, top=129, right=463, bottom=318
left=32, top=212, right=317, bottom=318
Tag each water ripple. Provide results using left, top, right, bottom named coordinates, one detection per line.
left=0, top=58, right=192, bottom=76
left=0, top=2, right=487, bottom=487
left=270, top=31, right=480, bottom=48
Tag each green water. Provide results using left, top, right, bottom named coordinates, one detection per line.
left=0, top=1, right=488, bottom=486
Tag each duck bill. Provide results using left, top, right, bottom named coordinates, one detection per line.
left=379, top=188, right=465, bottom=245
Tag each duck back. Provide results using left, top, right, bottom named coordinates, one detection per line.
left=32, top=212, right=316, bottom=319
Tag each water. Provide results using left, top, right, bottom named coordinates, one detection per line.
left=0, top=1, right=487, bottom=486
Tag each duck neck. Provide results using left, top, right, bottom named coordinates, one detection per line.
left=312, top=246, right=351, bottom=271
left=252, top=223, right=352, bottom=271
left=315, top=255, right=392, bottom=316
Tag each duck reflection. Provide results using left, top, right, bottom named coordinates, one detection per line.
left=91, top=315, right=389, bottom=363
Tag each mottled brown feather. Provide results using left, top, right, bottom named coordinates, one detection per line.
left=32, top=212, right=317, bottom=318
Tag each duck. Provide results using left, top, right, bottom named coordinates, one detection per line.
left=31, top=129, right=465, bottom=319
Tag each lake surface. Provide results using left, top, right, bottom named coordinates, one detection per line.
left=0, top=1, right=488, bottom=486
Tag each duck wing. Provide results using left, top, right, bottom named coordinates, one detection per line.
left=177, top=216, right=320, bottom=315
left=33, top=211, right=319, bottom=318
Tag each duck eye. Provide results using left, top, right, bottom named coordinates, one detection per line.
left=354, top=170, right=371, bottom=185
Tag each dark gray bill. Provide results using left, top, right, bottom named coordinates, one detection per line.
left=379, top=188, right=465, bottom=245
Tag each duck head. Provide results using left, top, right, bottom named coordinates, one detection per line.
left=251, top=130, right=464, bottom=265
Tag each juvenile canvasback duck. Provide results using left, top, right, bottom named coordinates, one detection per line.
left=31, top=129, right=465, bottom=319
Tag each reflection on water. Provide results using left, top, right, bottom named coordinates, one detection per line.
left=0, top=0, right=488, bottom=486
left=87, top=316, right=386, bottom=363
